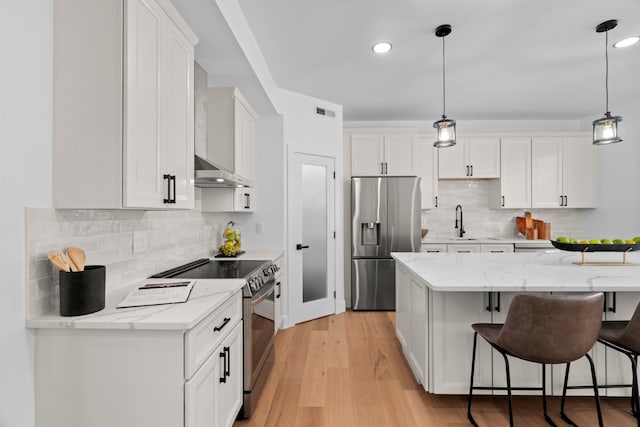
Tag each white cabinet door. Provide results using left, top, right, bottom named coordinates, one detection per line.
left=234, top=99, right=256, bottom=183
left=413, top=136, right=439, bottom=209
left=162, top=15, right=195, bottom=209
left=201, top=187, right=254, bottom=212
left=234, top=187, right=254, bottom=212
left=217, top=322, right=244, bottom=427
left=438, top=137, right=500, bottom=179
left=384, top=134, right=415, bottom=175
left=185, top=348, right=219, bottom=427
left=499, top=137, right=531, bottom=208
left=532, top=137, right=564, bottom=208
left=468, top=137, right=500, bottom=178
left=563, top=137, right=596, bottom=208
left=124, top=0, right=164, bottom=208
left=430, top=291, right=492, bottom=394
left=350, top=133, right=385, bottom=175
left=437, top=140, right=466, bottom=178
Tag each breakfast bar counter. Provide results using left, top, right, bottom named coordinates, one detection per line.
left=391, top=250, right=640, bottom=397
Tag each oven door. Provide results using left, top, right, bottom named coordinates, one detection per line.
left=244, top=279, right=275, bottom=391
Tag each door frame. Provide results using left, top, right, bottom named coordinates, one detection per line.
left=286, top=146, right=342, bottom=326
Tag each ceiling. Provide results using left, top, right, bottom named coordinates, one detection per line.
left=176, top=0, right=640, bottom=122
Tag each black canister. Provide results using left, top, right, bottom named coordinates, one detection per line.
left=59, top=265, right=106, bottom=316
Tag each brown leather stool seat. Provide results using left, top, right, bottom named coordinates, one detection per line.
left=467, top=292, right=604, bottom=427
left=598, top=302, right=640, bottom=426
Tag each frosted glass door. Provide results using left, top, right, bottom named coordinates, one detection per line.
left=302, top=163, right=328, bottom=302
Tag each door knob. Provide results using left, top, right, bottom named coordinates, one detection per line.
left=296, top=244, right=309, bottom=250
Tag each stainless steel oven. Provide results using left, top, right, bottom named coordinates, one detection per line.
left=150, top=258, right=279, bottom=418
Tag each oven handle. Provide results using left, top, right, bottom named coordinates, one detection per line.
left=249, top=280, right=275, bottom=307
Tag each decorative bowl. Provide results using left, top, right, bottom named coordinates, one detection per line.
left=550, top=240, right=640, bottom=252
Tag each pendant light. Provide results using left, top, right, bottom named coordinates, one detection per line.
left=593, top=19, right=623, bottom=145
left=433, top=24, right=456, bottom=148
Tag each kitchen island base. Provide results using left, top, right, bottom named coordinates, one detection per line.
left=394, top=252, right=640, bottom=398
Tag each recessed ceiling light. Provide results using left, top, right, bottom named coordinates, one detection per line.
left=372, top=41, right=392, bottom=54
left=614, top=36, right=640, bottom=48
left=216, top=178, right=224, bottom=182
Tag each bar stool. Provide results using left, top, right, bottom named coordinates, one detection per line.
left=467, top=292, right=604, bottom=427
left=597, top=301, right=640, bottom=426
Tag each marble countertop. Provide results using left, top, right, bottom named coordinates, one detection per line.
left=422, top=237, right=554, bottom=246
left=392, top=251, right=640, bottom=292
left=26, top=250, right=284, bottom=330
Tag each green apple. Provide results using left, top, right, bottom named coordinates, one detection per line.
left=556, top=236, right=568, bottom=243
left=633, top=237, right=640, bottom=243
left=579, top=240, right=588, bottom=244
left=613, top=239, right=625, bottom=244
left=589, top=239, right=601, bottom=244
left=601, top=239, right=612, bottom=244
left=626, top=240, right=636, bottom=244
left=569, top=239, right=578, bottom=244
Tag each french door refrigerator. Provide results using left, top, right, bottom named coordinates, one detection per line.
left=351, top=176, right=421, bottom=310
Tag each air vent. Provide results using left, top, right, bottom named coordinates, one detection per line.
left=316, top=106, right=336, bottom=118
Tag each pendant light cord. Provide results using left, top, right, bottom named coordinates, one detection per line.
left=442, top=36, right=446, bottom=118
left=605, top=30, right=609, bottom=113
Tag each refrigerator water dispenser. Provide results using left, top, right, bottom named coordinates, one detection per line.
left=361, top=222, right=380, bottom=245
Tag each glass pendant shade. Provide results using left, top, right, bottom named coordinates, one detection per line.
left=433, top=116, right=456, bottom=148
left=593, top=20, right=622, bottom=145
left=593, top=113, right=622, bottom=145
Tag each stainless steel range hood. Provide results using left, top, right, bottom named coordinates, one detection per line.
left=194, top=155, right=252, bottom=188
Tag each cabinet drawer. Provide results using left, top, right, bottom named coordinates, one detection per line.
left=480, top=244, right=514, bottom=253
left=420, top=244, right=447, bottom=253
left=185, top=291, right=242, bottom=379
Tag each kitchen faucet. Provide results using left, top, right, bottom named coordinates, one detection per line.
left=455, top=204, right=465, bottom=238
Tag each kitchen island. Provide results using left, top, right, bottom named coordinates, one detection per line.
left=392, top=250, right=640, bottom=397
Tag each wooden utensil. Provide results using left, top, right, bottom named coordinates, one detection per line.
left=48, top=251, right=71, bottom=272
left=67, top=247, right=86, bottom=272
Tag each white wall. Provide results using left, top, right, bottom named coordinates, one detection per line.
left=0, top=1, right=52, bottom=425
left=276, top=88, right=346, bottom=324
left=581, top=100, right=640, bottom=236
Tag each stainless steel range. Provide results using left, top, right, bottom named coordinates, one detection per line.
left=151, top=258, right=278, bottom=418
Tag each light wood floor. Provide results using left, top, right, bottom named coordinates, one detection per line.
left=235, top=310, right=637, bottom=426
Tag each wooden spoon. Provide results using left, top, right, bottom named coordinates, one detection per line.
left=66, top=247, right=86, bottom=272
left=48, top=251, right=71, bottom=272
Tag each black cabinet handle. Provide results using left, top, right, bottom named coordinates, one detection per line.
left=296, top=244, right=309, bottom=250
left=466, top=165, right=470, bottom=176
left=219, top=351, right=227, bottom=383
left=435, top=196, right=438, bottom=208
left=224, top=346, right=231, bottom=378
left=276, top=282, right=281, bottom=299
left=458, top=250, right=471, bottom=253
left=244, top=193, right=251, bottom=209
left=163, top=174, right=172, bottom=203
left=607, top=292, right=617, bottom=313
left=486, top=292, right=492, bottom=312
left=381, top=163, right=385, bottom=174
left=426, top=250, right=441, bottom=253
left=494, top=292, right=501, bottom=312
left=214, top=317, right=231, bottom=332
left=564, top=195, right=568, bottom=207
left=470, top=165, right=473, bottom=176
left=501, top=196, right=505, bottom=207
left=170, top=175, right=176, bottom=203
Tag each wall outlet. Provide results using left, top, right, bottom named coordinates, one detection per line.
left=133, top=232, right=148, bottom=254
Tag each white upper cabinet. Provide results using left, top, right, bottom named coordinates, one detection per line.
left=348, top=130, right=439, bottom=209
left=532, top=136, right=596, bottom=208
left=53, top=0, right=197, bottom=209
left=349, top=131, right=416, bottom=176
left=207, top=88, right=257, bottom=184
left=438, top=136, right=500, bottom=179
left=497, top=137, right=531, bottom=209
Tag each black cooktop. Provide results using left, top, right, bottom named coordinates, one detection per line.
left=150, top=258, right=268, bottom=279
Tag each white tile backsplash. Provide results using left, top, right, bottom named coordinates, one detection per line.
left=422, top=180, right=583, bottom=240
left=26, top=208, right=230, bottom=319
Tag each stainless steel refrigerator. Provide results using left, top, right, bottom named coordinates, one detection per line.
left=351, top=176, right=421, bottom=310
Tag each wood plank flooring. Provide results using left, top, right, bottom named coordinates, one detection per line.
left=235, top=310, right=637, bottom=426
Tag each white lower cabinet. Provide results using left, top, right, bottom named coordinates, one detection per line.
left=35, top=291, right=243, bottom=427
left=185, top=321, right=243, bottom=427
